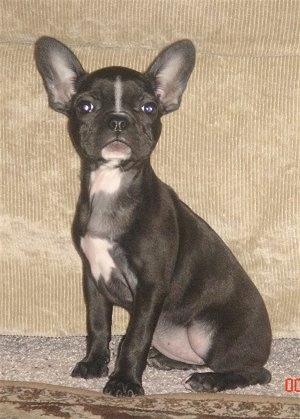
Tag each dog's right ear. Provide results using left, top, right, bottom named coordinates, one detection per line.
left=146, top=40, right=195, bottom=114
left=35, top=37, right=85, bottom=115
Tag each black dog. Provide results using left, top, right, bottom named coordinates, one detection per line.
left=35, top=37, right=272, bottom=397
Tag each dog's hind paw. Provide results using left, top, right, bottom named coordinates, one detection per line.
left=185, top=372, right=249, bottom=392
left=185, top=368, right=271, bottom=392
left=71, top=359, right=109, bottom=379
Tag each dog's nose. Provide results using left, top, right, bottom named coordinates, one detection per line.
left=108, top=115, right=129, bottom=132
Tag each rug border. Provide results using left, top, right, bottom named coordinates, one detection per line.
left=1, top=379, right=299, bottom=406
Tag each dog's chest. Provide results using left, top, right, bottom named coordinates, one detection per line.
left=80, top=166, right=137, bottom=304
left=85, top=165, right=124, bottom=235
left=89, top=165, right=123, bottom=196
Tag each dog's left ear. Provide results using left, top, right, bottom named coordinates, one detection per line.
left=35, top=36, right=86, bottom=115
left=146, top=40, right=195, bottom=114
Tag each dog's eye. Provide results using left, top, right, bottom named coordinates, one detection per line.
left=142, top=102, right=157, bottom=115
left=77, top=100, right=94, bottom=114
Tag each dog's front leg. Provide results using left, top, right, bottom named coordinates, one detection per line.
left=72, top=266, right=113, bottom=378
left=104, top=281, right=167, bottom=396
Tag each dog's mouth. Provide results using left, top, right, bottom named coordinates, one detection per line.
left=101, top=138, right=132, bottom=161
left=103, top=139, right=131, bottom=153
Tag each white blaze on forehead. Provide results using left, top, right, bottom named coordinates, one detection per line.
left=114, top=76, right=123, bottom=112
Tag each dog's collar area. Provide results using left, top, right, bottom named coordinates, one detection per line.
left=89, top=163, right=124, bottom=196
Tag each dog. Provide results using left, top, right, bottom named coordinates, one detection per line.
left=35, top=37, right=272, bottom=397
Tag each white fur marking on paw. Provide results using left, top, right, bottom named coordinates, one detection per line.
left=114, top=76, right=122, bottom=113
left=81, top=234, right=115, bottom=282
left=90, top=165, right=123, bottom=196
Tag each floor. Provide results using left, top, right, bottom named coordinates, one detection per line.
left=0, top=336, right=299, bottom=397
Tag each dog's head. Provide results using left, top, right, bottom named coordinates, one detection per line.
left=35, top=37, right=195, bottom=166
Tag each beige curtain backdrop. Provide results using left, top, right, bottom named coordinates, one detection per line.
left=1, top=0, right=299, bottom=337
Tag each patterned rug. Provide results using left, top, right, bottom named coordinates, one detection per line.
left=0, top=380, right=299, bottom=418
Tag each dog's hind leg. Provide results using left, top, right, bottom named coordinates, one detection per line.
left=185, top=367, right=271, bottom=392
left=147, top=347, right=198, bottom=371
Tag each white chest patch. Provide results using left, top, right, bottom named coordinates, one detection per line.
left=90, top=165, right=123, bottom=197
left=81, top=234, right=116, bottom=283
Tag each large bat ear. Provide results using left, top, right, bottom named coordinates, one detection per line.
left=34, top=36, right=86, bottom=114
left=146, top=39, right=195, bottom=114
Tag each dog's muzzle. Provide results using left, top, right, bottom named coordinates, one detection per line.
left=108, top=115, right=129, bottom=132
left=100, top=114, right=132, bottom=161
left=101, top=140, right=131, bottom=161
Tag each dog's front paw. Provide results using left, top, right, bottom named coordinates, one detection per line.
left=71, top=359, right=109, bottom=379
left=103, top=376, right=144, bottom=397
